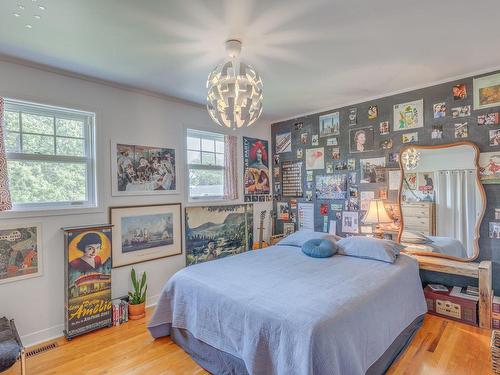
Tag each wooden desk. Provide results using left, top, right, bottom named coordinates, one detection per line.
left=411, top=255, right=492, bottom=329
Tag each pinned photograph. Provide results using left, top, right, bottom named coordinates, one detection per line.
left=348, top=108, right=357, bottom=126
left=277, top=202, right=290, bottom=220
left=350, top=127, right=375, bottom=153
left=393, top=99, right=424, bottom=131
left=348, top=172, right=357, bottom=185
left=489, top=222, right=500, bottom=239
left=379, top=188, right=388, bottom=200
left=451, top=105, right=471, bottom=118
left=273, top=154, right=280, bottom=166
left=345, top=198, right=360, bottom=211
left=294, top=122, right=304, bottom=130
left=312, top=134, right=319, bottom=146
left=347, top=159, right=356, bottom=171
left=380, top=139, right=393, bottom=150
left=326, top=162, right=334, bottom=174
left=431, top=125, right=443, bottom=139
left=455, top=122, right=468, bottom=138
left=335, top=161, right=348, bottom=171
left=368, top=105, right=378, bottom=119
left=331, top=203, right=344, bottom=211
left=490, top=129, right=500, bottom=146
left=401, top=132, right=418, bottom=144
left=296, top=148, right=303, bottom=158
left=320, top=203, right=329, bottom=216
left=300, top=133, right=308, bottom=144
left=319, top=112, right=340, bottom=137
left=360, top=191, right=375, bottom=211
left=275, top=132, right=292, bottom=153
left=305, top=147, right=325, bottom=170
left=379, top=121, right=390, bottom=135
left=273, top=167, right=280, bottom=178
left=453, top=83, right=467, bottom=100
left=433, top=102, right=446, bottom=118
left=342, top=211, right=359, bottom=234
left=478, top=113, right=499, bottom=126
left=388, top=152, right=400, bottom=164
left=474, top=73, right=500, bottom=110
left=326, top=137, right=338, bottom=146
left=331, top=147, right=340, bottom=160
left=349, top=186, right=359, bottom=198
left=495, top=208, right=500, bottom=220
left=479, top=152, right=500, bottom=184
left=315, top=174, right=347, bottom=199
left=305, top=191, right=313, bottom=201
left=306, top=170, right=313, bottom=182
left=360, top=157, right=386, bottom=183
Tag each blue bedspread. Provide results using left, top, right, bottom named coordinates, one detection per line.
left=148, top=245, right=427, bottom=375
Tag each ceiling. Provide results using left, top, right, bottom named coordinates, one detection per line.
left=1, top=0, right=500, bottom=123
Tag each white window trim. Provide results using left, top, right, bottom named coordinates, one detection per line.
left=185, top=127, right=227, bottom=203
left=3, top=98, right=98, bottom=213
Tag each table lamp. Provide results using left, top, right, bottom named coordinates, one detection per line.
left=363, top=199, right=392, bottom=238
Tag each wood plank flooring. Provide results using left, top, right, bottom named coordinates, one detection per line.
left=5, top=310, right=493, bottom=374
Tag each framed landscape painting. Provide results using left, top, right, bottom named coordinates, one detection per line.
left=111, top=141, right=178, bottom=196
left=110, top=203, right=182, bottom=267
left=474, top=73, right=500, bottom=110
left=0, top=223, right=42, bottom=285
left=185, top=204, right=253, bottom=266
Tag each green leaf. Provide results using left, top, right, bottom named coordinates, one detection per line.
left=141, top=285, right=148, bottom=304
left=140, top=272, right=146, bottom=293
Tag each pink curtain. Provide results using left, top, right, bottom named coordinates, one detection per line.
left=0, top=98, right=12, bottom=211
left=223, top=134, right=238, bottom=200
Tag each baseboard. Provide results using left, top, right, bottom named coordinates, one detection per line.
left=20, top=295, right=160, bottom=348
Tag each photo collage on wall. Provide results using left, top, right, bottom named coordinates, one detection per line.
left=271, top=71, right=500, bottom=238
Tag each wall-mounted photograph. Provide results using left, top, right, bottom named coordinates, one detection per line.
left=319, top=112, right=340, bottom=137
left=360, top=157, right=386, bottom=183
left=349, top=127, right=374, bottom=153
left=112, top=142, right=177, bottom=196
left=110, top=203, right=182, bottom=268
left=479, top=152, right=500, bottom=184
left=474, top=72, right=500, bottom=110
left=0, top=223, right=42, bottom=285
left=305, top=147, right=325, bottom=170
left=393, top=99, right=424, bottom=131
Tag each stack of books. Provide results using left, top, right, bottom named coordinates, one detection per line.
left=112, top=297, right=129, bottom=326
left=493, top=296, right=500, bottom=329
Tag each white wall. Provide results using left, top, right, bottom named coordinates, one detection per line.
left=0, top=60, right=271, bottom=346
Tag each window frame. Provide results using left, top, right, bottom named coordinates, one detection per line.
left=186, top=128, right=225, bottom=201
left=3, top=98, right=97, bottom=211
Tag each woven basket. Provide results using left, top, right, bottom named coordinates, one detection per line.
left=491, top=330, right=500, bottom=373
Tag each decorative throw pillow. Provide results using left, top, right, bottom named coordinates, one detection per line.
left=277, top=230, right=340, bottom=247
left=401, top=230, right=432, bottom=244
left=301, top=239, right=338, bottom=258
left=337, top=236, right=406, bottom=263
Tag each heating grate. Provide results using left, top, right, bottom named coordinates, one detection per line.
left=26, top=342, right=58, bottom=358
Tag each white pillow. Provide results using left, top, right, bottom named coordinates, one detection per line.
left=277, top=230, right=340, bottom=247
left=401, top=230, right=432, bottom=244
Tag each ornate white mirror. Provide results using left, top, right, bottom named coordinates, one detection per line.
left=397, top=141, right=486, bottom=261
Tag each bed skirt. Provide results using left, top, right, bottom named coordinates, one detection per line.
left=164, top=314, right=425, bottom=375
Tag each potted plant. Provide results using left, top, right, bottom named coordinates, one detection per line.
left=128, top=268, right=147, bottom=320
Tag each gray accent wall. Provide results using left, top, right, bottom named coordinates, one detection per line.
left=271, top=70, right=500, bottom=292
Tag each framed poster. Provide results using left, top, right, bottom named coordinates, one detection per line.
left=0, top=223, right=42, bottom=285
left=360, top=157, right=386, bottom=183
left=111, top=141, right=177, bottom=196
left=474, top=73, right=500, bottom=110
left=110, top=203, right=182, bottom=268
left=275, top=132, right=292, bottom=153
left=349, top=127, right=374, bottom=153
left=185, top=204, right=253, bottom=266
left=342, top=211, right=359, bottom=234
left=282, top=160, right=303, bottom=197
left=319, top=112, right=340, bottom=137
left=393, top=99, right=424, bottom=131
left=243, top=137, right=270, bottom=196
left=63, top=224, right=113, bottom=339
left=479, top=152, right=500, bottom=184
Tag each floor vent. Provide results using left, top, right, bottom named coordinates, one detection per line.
left=26, top=342, right=58, bottom=358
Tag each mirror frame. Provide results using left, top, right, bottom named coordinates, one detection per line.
left=397, top=140, right=486, bottom=262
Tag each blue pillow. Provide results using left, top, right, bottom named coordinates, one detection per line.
left=337, top=236, right=406, bottom=263
left=302, top=239, right=337, bottom=258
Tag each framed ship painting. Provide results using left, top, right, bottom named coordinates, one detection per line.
left=63, top=224, right=113, bottom=339
left=111, top=141, right=178, bottom=196
left=185, top=204, right=253, bottom=266
left=110, top=203, right=182, bottom=268
left=0, top=223, right=42, bottom=285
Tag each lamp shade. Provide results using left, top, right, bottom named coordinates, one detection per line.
left=363, top=199, right=392, bottom=224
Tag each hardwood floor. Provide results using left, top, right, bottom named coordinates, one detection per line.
left=5, top=310, right=493, bottom=375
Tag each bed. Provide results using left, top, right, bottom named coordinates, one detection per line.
left=148, top=243, right=427, bottom=375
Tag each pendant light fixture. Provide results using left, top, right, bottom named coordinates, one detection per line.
left=206, top=39, right=263, bottom=130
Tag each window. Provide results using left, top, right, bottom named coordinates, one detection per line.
left=187, top=129, right=225, bottom=199
left=3, top=99, right=96, bottom=210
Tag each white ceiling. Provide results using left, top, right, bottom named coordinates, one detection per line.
left=1, top=0, right=500, bottom=122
